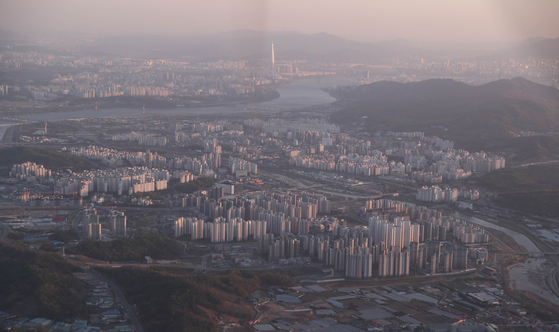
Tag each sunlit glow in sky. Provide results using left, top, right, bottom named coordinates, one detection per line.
left=1, top=0, right=558, bottom=42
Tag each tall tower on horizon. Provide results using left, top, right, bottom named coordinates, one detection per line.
left=271, top=43, right=275, bottom=68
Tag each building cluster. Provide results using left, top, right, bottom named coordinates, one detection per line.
left=49, top=119, right=502, bottom=213
left=168, top=154, right=221, bottom=177
left=416, top=186, right=480, bottom=203
left=420, top=136, right=455, bottom=151
left=173, top=124, right=245, bottom=144
left=192, top=122, right=224, bottom=133
left=9, top=162, right=52, bottom=182
left=174, top=216, right=265, bottom=243
left=402, top=141, right=505, bottom=176
left=285, top=198, right=488, bottom=279
left=364, top=199, right=489, bottom=244
left=258, top=234, right=302, bottom=262
left=229, top=156, right=258, bottom=176
left=66, top=145, right=167, bottom=168
left=112, top=132, right=168, bottom=146
left=69, top=141, right=224, bottom=177
left=290, top=151, right=394, bottom=176
left=287, top=131, right=504, bottom=184
left=416, top=186, right=459, bottom=203
left=67, top=145, right=218, bottom=178
left=313, top=216, right=469, bottom=278
left=173, top=192, right=486, bottom=279
left=410, top=171, right=443, bottom=183
left=54, top=167, right=170, bottom=196
left=469, top=247, right=489, bottom=263
left=203, top=138, right=222, bottom=154
left=0, top=84, right=19, bottom=96
left=9, top=55, right=281, bottom=100
left=244, top=118, right=340, bottom=135
left=176, top=191, right=330, bottom=243
left=3, top=46, right=559, bottom=105
left=251, top=208, right=474, bottom=279
left=83, top=206, right=127, bottom=239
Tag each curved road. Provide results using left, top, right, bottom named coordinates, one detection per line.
left=86, top=269, right=144, bottom=332
left=0, top=221, right=10, bottom=241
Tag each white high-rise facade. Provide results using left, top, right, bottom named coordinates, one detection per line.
left=271, top=44, right=275, bottom=68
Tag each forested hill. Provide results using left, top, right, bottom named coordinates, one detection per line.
left=0, top=242, right=87, bottom=321
left=0, top=146, right=93, bottom=175
left=67, top=235, right=183, bottom=262
left=97, top=267, right=296, bottom=332
left=330, top=77, right=559, bottom=143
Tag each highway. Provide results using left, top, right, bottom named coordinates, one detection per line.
left=552, top=262, right=559, bottom=299
left=0, top=221, right=10, bottom=241
left=511, top=160, right=559, bottom=169
left=86, top=269, right=144, bottom=332
left=72, top=209, right=84, bottom=240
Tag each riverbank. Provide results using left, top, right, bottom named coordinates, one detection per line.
left=445, top=208, right=559, bottom=309
left=0, top=89, right=282, bottom=117
left=14, top=77, right=353, bottom=122
left=0, top=76, right=367, bottom=120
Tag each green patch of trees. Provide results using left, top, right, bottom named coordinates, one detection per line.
left=256, top=273, right=296, bottom=288
left=0, top=242, right=87, bottom=321
left=67, top=235, right=182, bottom=261
left=175, top=177, right=219, bottom=194
left=7, top=232, right=23, bottom=241
left=97, top=268, right=256, bottom=332
left=96, top=267, right=296, bottom=332
left=194, top=270, right=260, bottom=297
left=49, top=230, right=79, bottom=243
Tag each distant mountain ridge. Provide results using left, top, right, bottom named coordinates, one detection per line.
left=330, top=77, right=559, bottom=143
left=84, top=30, right=423, bottom=61
left=3, top=29, right=558, bottom=61
left=489, top=37, right=559, bottom=60
left=75, top=31, right=559, bottom=61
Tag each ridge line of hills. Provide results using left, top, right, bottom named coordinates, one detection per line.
left=2, top=29, right=559, bottom=61
left=330, top=77, right=559, bottom=149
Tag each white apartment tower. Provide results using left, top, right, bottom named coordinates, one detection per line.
left=114, top=215, right=126, bottom=236
left=271, top=43, right=275, bottom=68
left=88, top=223, right=101, bottom=239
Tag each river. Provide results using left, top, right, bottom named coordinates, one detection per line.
left=448, top=211, right=559, bottom=305
left=508, top=258, right=559, bottom=305
left=18, top=77, right=360, bottom=122
left=450, top=211, right=540, bottom=252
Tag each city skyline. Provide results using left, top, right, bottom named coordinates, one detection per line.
left=2, top=0, right=559, bottom=329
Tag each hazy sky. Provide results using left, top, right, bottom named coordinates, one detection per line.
left=1, top=0, right=558, bottom=42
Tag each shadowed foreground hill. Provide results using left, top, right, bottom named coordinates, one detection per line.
left=97, top=267, right=295, bottom=332
left=330, top=77, right=559, bottom=144
left=0, top=242, right=87, bottom=321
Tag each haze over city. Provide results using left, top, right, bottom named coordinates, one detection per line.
left=1, top=1, right=559, bottom=332
left=1, top=0, right=559, bottom=43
